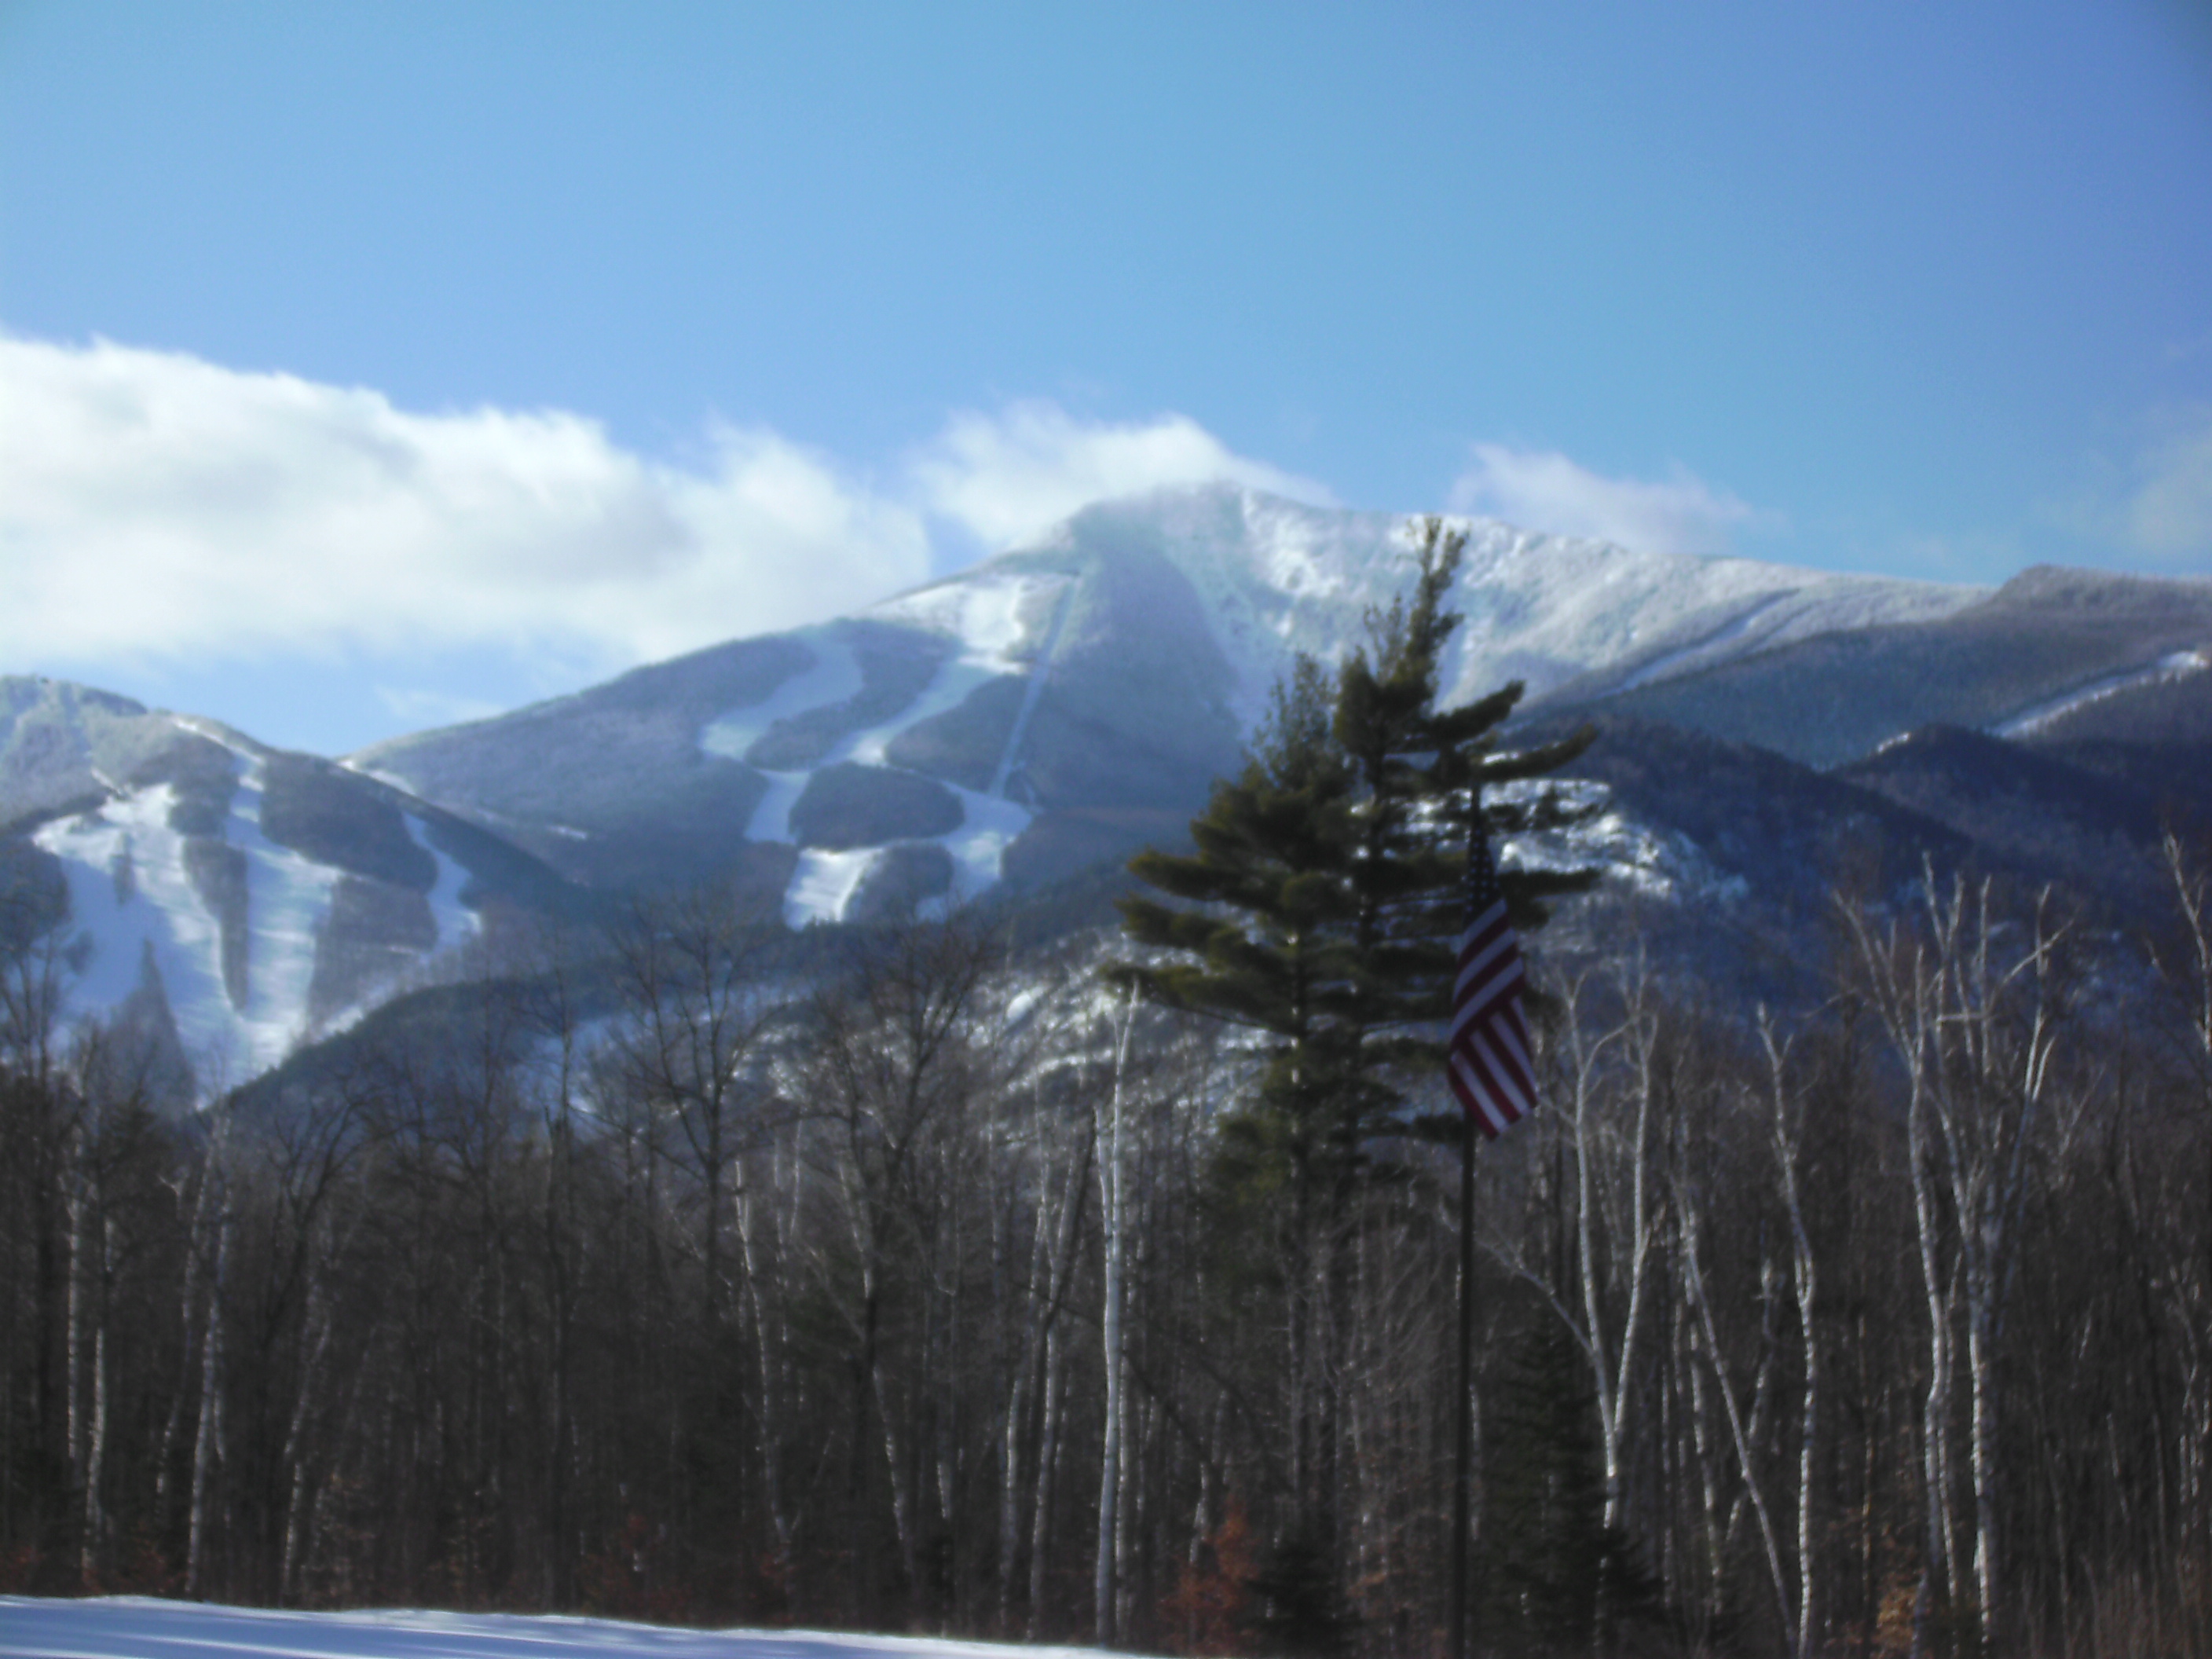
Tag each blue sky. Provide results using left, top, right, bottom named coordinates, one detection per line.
left=3, top=1, right=2208, bottom=755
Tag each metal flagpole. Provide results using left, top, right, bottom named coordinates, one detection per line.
left=1448, top=1104, right=1477, bottom=1659
left=1447, top=776, right=1535, bottom=1659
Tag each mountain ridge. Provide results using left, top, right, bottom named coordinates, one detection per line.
left=350, top=483, right=1985, bottom=913
left=9, top=482, right=2203, bottom=1098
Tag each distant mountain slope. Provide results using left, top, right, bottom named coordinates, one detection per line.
left=1, top=675, right=233, bottom=832
left=353, top=483, right=1979, bottom=927
left=1514, top=709, right=1975, bottom=954
left=2, top=676, right=577, bottom=1101
left=1553, top=566, right=2212, bottom=770
left=16, top=487, right=2202, bottom=1094
left=1837, top=724, right=2180, bottom=914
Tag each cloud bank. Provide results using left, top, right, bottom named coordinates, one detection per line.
left=911, top=401, right=1334, bottom=548
left=0, top=336, right=1325, bottom=679
left=2121, top=411, right=2212, bottom=565
left=1448, top=442, right=1760, bottom=558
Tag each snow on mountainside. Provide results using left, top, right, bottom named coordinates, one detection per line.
left=1078, top=486, right=1979, bottom=728
left=1990, top=647, right=2211, bottom=738
left=31, top=738, right=476, bottom=1086
left=2, top=678, right=570, bottom=1104
left=23, top=485, right=2196, bottom=1094
left=353, top=483, right=1979, bottom=933
left=1569, top=562, right=2212, bottom=769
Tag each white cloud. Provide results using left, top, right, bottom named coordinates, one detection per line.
left=373, top=685, right=510, bottom=727
left=0, top=335, right=929, bottom=676
left=2122, top=412, right=2212, bottom=564
left=1448, top=442, right=1760, bottom=558
left=911, top=400, right=1335, bottom=549
left=0, top=338, right=1331, bottom=685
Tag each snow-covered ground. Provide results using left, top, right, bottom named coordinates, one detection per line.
left=0, top=1598, right=1119, bottom=1659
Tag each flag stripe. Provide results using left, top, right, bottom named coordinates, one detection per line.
left=1449, top=817, right=1535, bottom=1140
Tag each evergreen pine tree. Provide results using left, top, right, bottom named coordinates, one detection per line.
left=1113, top=518, right=1600, bottom=1639
left=1114, top=518, right=1597, bottom=1146
left=1480, top=1313, right=1668, bottom=1657
left=1243, top=1522, right=1358, bottom=1659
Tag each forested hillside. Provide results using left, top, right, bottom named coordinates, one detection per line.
left=7, top=509, right=2212, bottom=1657
left=6, top=812, right=2211, bottom=1656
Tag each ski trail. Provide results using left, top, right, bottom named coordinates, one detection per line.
left=1609, top=592, right=1793, bottom=693
left=1990, top=648, right=2210, bottom=738
left=988, top=575, right=1076, bottom=798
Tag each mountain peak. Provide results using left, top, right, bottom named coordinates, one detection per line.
left=20, top=489, right=2168, bottom=1096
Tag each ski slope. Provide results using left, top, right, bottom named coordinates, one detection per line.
left=698, top=486, right=1972, bottom=927
left=13, top=485, right=1994, bottom=1071
left=0, top=1598, right=1121, bottom=1659
left=27, top=734, right=482, bottom=1096
left=1990, top=646, right=2212, bottom=737
left=698, top=576, right=1070, bottom=926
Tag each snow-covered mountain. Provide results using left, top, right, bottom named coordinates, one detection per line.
left=15, top=482, right=2212, bottom=1098
left=1573, top=561, right=2212, bottom=768
left=351, top=483, right=1979, bottom=925
left=1, top=677, right=574, bottom=1099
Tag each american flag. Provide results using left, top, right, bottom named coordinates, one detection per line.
left=1448, top=812, right=1535, bottom=1137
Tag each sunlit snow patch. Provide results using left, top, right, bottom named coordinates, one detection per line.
left=408, top=813, right=480, bottom=954
left=699, top=626, right=866, bottom=763
left=1609, top=593, right=1793, bottom=693
left=854, top=573, right=1069, bottom=765
left=746, top=577, right=1066, bottom=925
left=1094, top=488, right=1978, bottom=732
left=745, top=771, right=812, bottom=843
left=32, top=757, right=346, bottom=1088
left=341, top=760, right=423, bottom=794
left=36, top=786, right=222, bottom=1036
left=1990, top=648, right=2211, bottom=738
left=784, top=847, right=888, bottom=927
left=938, top=784, right=1033, bottom=900
left=870, top=569, right=1057, bottom=665
left=0, top=1595, right=1124, bottom=1659
left=1491, top=778, right=1741, bottom=906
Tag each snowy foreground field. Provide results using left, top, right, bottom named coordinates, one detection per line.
left=0, top=1599, right=1122, bottom=1659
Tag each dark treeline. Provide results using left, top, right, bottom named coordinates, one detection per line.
left=5, top=824, right=2212, bottom=1658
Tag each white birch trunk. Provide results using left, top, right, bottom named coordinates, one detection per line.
left=1029, top=1317, right=1070, bottom=1639
left=1093, top=987, right=1136, bottom=1645
left=280, top=1254, right=336, bottom=1605
left=1681, top=1290, right=1728, bottom=1622
left=80, top=1212, right=115, bottom=1584
left=1679, top=1156, right=1796, bottom=1655
left=1581, top=966, right=1660, bottom=1535
left=1005, top=1122, right=1090, bottom=1633
left=1761, top=1015, right=1821, bottom=1659
left=869, top=1333, right=921, bottom=1600
left=998, top=1189, right=1050, bottom=1631
left=736, top=1159, right=795, bottom=1569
